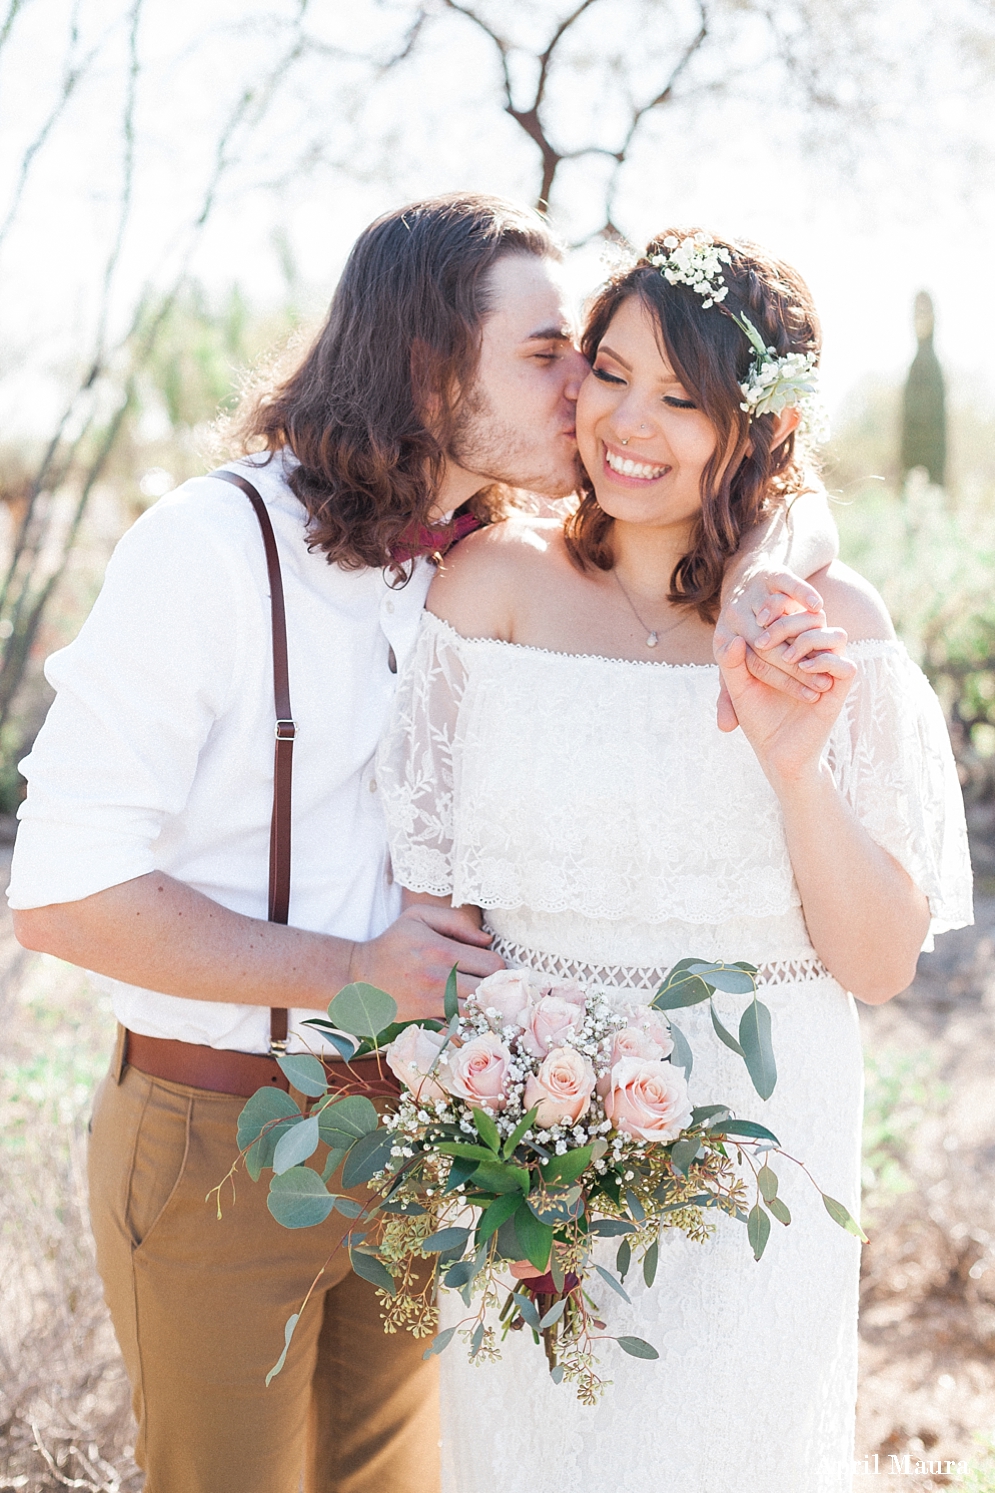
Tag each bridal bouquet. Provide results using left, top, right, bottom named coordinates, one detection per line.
left=223, top=961, right=864, bottom=1403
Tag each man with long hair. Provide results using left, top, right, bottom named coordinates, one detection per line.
left=7, top=194, right=836, bottom=1493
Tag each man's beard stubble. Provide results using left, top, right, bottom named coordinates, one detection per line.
left=448, top=383, right=581, bottom=500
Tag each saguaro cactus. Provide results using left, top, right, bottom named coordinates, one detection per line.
left=900, top=291, right=946, bottom=487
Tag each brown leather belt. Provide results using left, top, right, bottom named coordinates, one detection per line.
left=125, top=1030, right=401, bottom=1100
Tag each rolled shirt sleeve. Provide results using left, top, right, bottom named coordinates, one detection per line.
left=8, top=495, right=243, bottom=909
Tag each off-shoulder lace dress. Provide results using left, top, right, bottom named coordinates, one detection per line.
left=377, top=611, right=972, bottom=1493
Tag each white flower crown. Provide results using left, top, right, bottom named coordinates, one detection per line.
left=648, top=233, right=829, bottom=443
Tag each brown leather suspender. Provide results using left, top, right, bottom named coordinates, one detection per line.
left=212, top=468, right=294, bottom=1053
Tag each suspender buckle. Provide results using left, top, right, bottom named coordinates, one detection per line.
left=268, top=1035, right=289, bottom=1056
left=275, top=719, right=297, bottom=741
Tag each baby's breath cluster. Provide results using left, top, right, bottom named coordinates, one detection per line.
left=649, top=232, right=731, bottom=308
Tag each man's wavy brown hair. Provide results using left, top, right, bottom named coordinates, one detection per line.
left=234, top=194, right=559, bottom=579
left=565, top=231, right=822, bottom=621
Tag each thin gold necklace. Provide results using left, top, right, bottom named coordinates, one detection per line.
left=612, top=567, right=684, bottom=649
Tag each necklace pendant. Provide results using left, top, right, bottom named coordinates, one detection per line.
left=646, top=631, right=659, bottom=647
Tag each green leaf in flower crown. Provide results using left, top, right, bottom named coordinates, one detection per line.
left=747, top=1201, right=771, bottom=1261
left=341, top=1128, right=394, bottom=1188
left=472, top=1107, right=501, bottom=1153
left=272, top=1114, right=320, bottom=1175
left=267, top=1166, right=337, bottom=1229
left=349, top=1245, right=397, bottom=1295
left=317, top=1095, right=379, bottom=1151
left=730, top=312, right=771, bottom=361
left=643, top=1239, right=659, bottom=1288
left=422, top=1326, right=457, bottom=1359
left=667, top=1019, right=693, bottom=1078
left=652, top=965, right=713, bottom=1009
left=709, top=1000, right=745, bottom=1056
left=328, top=983, right=398, bottom=1040
left=265, top=1312, right=300, bottom=1386
left=237, top=1086, right=302, bottom=1151
left=276, top=1054, right=329, bottom=1099
left=444, top=964, right=460, bottom=1022
left=513, top=1201, right=554, bottom=1272
left=822, top=1193, right=868, bottom=1242
left=476, top=1192, right=523, bottom=1243
left=617, top=1335, right=660, bottom=1360
left=739, top=997, right=777, bottom=1100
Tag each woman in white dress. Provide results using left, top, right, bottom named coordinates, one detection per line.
left=377, top=231, right=972, bottom=1493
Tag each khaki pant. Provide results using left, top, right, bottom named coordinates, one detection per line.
left=87, top=1054, right=440, bottom=1493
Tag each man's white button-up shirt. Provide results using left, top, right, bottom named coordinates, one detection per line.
left=7, top=452, right=433, bottom=1052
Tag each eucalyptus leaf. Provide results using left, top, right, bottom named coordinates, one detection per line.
left=443, top=1259, right=476, bottom=1289
left=349, top=1245, right=397, bottom=1295
left=594, top=1263, right=631, bottom=1303
left=380, top=1198, right=427, bottom=1216
left=494, top=1213, right=525, bottom=1262
left=276, top=1054, right=329, bottom=1099
left=331, top=1195, right=364, bottom=1218
left=237, top=1086, right=301, bottom=1151
left=617, top=1335, right=659, bottom=1360
left=550, top=1364, right=565, bottom=1384
left=320, top=1146, right=349, bottom=1184
left=444, top=965, right=460, bottom=1022
left=667, top=1019, right=693, bottom=1078
left=512, top=1292, right=542, bottom=1332
left=514, top=1201, right=553, bottom=1273
left=747, top=1201, right=771, bottom=1261
left=422, top=1326, right=457, bottom=1359
left=652, top=969, right=713, bottom=1010
left=549, top=1249, right=565, bottom=1293
left=423, top=1226, right=470, bottom=1255
left=317, top=1095, right=379, bottom=1150
left=643, top=1239, right=659, bottom=1288
left=709, top=1000, right=745, bottom=1056
left=538, top=1298, right=566, bottom=1330
left=273, top=1114, right=320, bottom=1176
left=267, top=1166, right=337, bottom=1229
left=768, top=1196, right=791, bottom=1226
left=757, top=1164, right=779, bottom=1201
left=265, top=1312, right=300, bottom=1386
left=739, top=998, right=777, bottom=1100
left=328, top=982, right=398, bottom=1040
left=670, top=1137, right=701, bottom=1177
left=341, top=1128, right=395, bottom=1188
left=470, top=1321, right=485, bottom=1356
left=616, top=1238, right=631, bottom=1280
left=710, top=1118, right=780, bottom=1145
left=822, top=1193, right=868, bottom=1242
left=321, top=1031, right=361, bottom=1062
left=690, top=962, right=757, bottom=995
left=624, top=1189, right=645, bottom=1223
left=691, top=1104, right=731, bottom=1126
left=589, top=1218, right=636, bottom=1237
left=472, top=1107, right=501, bottom=1153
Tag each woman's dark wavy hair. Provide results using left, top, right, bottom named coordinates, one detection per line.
left=565, top=231, right=822, bottom=621
left=234, top=194, right=560, bottom=578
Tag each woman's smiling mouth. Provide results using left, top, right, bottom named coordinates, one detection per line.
left=603, top=444, right=670, bottom=482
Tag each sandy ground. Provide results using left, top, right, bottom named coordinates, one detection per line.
left=1, top=844, right=994, bottom=1490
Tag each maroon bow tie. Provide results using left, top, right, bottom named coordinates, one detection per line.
left=390, top=511, right=482, bottom=564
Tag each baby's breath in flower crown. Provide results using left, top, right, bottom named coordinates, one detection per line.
left=649, top=232, right=829, bottom=445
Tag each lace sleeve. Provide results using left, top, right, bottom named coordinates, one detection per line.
left=377, top=611, right=470, bottom=898
left=827, top=641, right=973, bottom=942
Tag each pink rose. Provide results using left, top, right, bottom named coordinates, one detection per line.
left=604, top=1057, right=693, bottom=1143
left=385, top=1024, right=448, bottom=1104
left=622, top=1004, right=674, bottom=1058
left=440, top=1031, right=513, bottom=1113
left=469, top=968, right=533, bottom=1031
left=523, top=1046, right=596, bottom=1128
left=520, top=995, right=583, bottom=1058
left=538, top=980, right=588, bottom=1012
left=596, top=1024, right=668, bottom=1097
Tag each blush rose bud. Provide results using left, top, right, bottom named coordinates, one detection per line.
left=520, top=994, right=584, bottom=1058
left=385, top=1024, right=448, bottom=1104
left=523, top=1046, right=597, bottom=1128
left=468, top=968, right=533, bottom=1032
